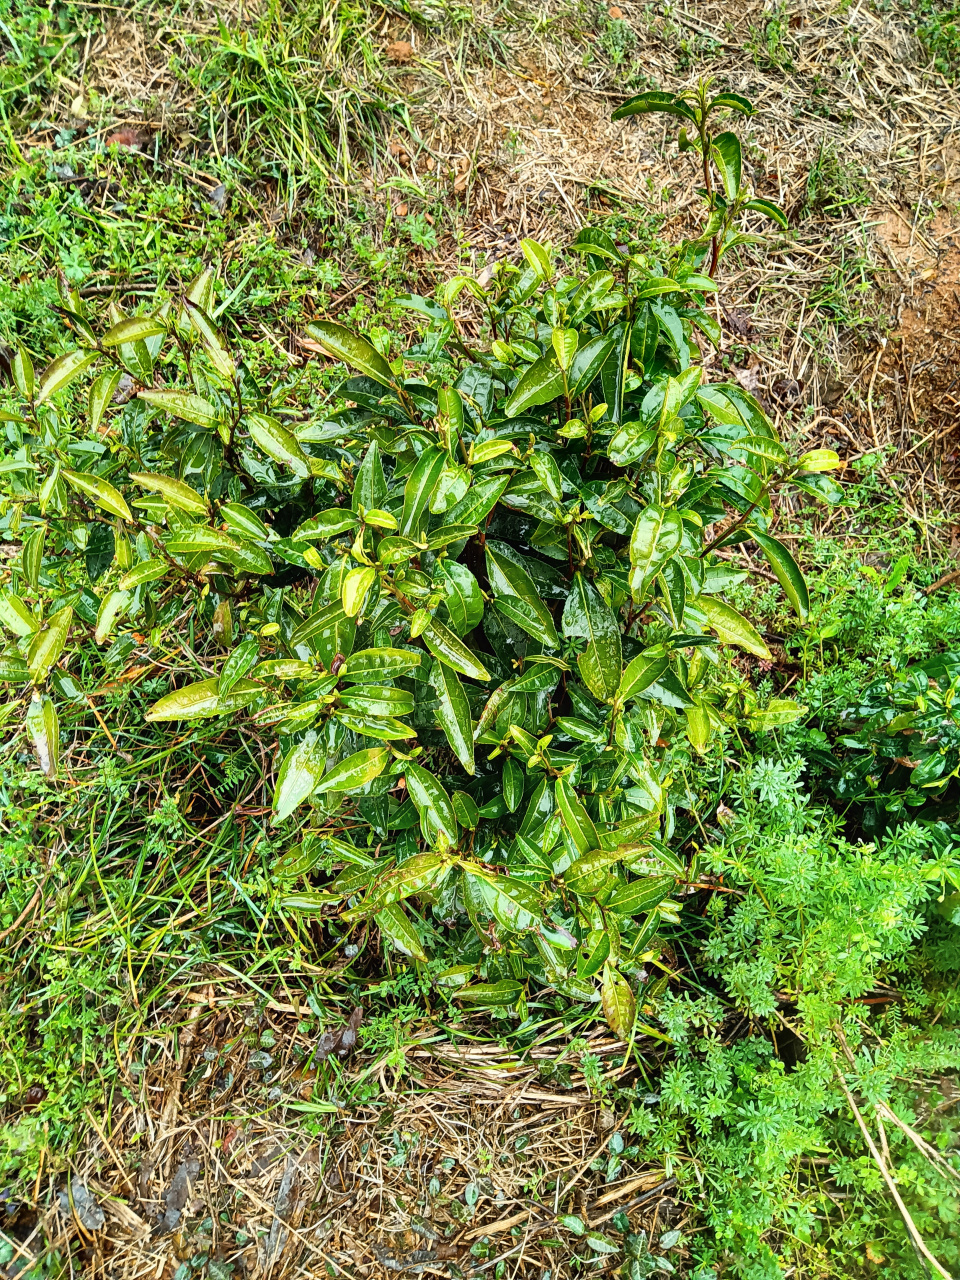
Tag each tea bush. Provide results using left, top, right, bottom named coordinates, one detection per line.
left=0, top=86, right=829, bottom=1034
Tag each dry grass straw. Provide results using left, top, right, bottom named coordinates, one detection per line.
left=36, top=990, right=676, bottom=1277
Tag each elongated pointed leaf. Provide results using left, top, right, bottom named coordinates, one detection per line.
left=273, top=735, right=326, bottom=822
left=555, top=776, right=599, bottom=859
left=400, top=447, right=446, bottom=539
left=219, top=636, right=260, bottom=695
left=185, top=300, right=235, bottom=379
left=21, top=526, right=45, bottom=591
left=504, top=354, right=564, bottom=417
left=0, top=591, right=37, bottom=637
left=27, top=605, right=73, bottom=681
left=745, top=197, right=788, bottom=229
left=404, top=762, right=458, bottom=842
left=138, top=389, right=221, bottom=429
left=612, top=90, right=695, bottom=121
left=376, top=902, right=428, bottom=960
left=314, top=746, right=389, bottom=793
left=129, top=472, right=208, bottom=515
left=341, top=565, right=376, bottom=617
left=101, top=316, right=166, bottom=347
left=569, top=331, right=618, bottom=398
left=36, top=349, right=98, bottom=403
left=437, top=561, right=484, bottom=635
left=601, top=965, right=636, bottom=1039
left=95, top=589, right=130, bottom=644
left=749, top=527, right=809, bottom=619
left=146, top=676, right=260, bottom=720
left=423, top=619, right=491, bottom=682
left=307, top=320, right=396, bottom=388
left=700, top=596, right=771, bottom=658
left=445, top=475, right=510, bottom=526
left=88, top=369, right=122, bottom=433
left=430, top=660, right=474, bottom=774
left=486, top=544, right=559, bottom=648
left=26, top=693, right=59, bottom=777
left=629, top=505, right=683, bottom=600
left=618, top=651, right=670, bottom=702
left=246, top=411, right=311, bottom=479
left=342, top=647, right=422, bottom=682
left=562, top=573, right=621, bottom=702
left=712, top=132, right=742, bottom=201
left=62, top=469, right=132, bottom=522
left=353, top=440, right=387, bottom=511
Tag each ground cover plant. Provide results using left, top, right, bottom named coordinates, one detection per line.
left=1, top=1, right=960, bottom=1277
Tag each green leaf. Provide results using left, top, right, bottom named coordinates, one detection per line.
left=569, top=331, right=618, bottom=398
left=455, top=981, right=523, bottom=1006
left=684, top=696, right=713, bottom=752
left=529, top=452, right=564, bottom=503
left=745, top=197, right=788, bottom=229
left=520, top=237, right=553, bottom=279
left=95, top=589, right=130, bottom=645
left=562, top=573, right=622, bottom=702
left=555, top=776, right=600, bottom=859
left=552, top=327, right=578, bottom=370
left=339, top=685, right=414, bottom=716
left=341, top=565, right=376, bottom=617
left=437, top=561, right=484, bottom=635
left=101, top=316, right=166, bottom=346
left=599, top=321, right=630, bottom=423
left=353, top=854, right=447, bottom=917
left=0, top=592, right=38, bottom=637
left=185, top=300, right=235, bottom=379
left=36, top=349, right=99, bottom=403
left=629, top=506, right=683, bottom=600
left=21, top=526, right=45, bottom=591
left=452, top=791, right=480, bottom=829
left=342, top=647, right=422, bottom=682
left=353, top=440, right=388, bottom=512
left=27, top=605, right=73, bottom=682
left=306, top=320, right=397, bottom=388
left=404, top=762, right=458, bottom=842
left=797, top=448, right=841, bottom=472
left=430, top=660, right=475, bottom=775
left=709, top=91, right=754, bottom=115
left=220, top=502, right=271, bottom=542
left=88, top=369, right=122, bottom=433
left=400, top=447, right=446, bottom=540
left=605, top=875, right=675, bottom=915
left=601, top=965, right=636, bottom=1040
left=138, top=389, right=221, bottom=429
left=315, top=746, right=390, bottom=794
left=445, top=475, right=510, bottom=526
left=219, top=636, right=260, bottom=695
left=618, top=651, right=670, bottom=702
left=423, top=619, right=492, bottom=682
left=62, top=469, right=132, bottom=522
left=146, top=676, right=260, bottom=721
left=246, top=411, right=311, bottom=479
left=712, top=132, right=742, bottom=200
left=503, top=757, right=524, bottom=811
left=612, top=90, right=695, bottom=122
left=749, top=527, right=809, bottom=620
left=25, top=692, right=59, bottom=777
left=273, top=735, right=326, bottom=822
left=504, top=355, right=564, bottom=417
left=376, top=902, right=428, bottom=960
left=486, top=543, right=559, bottom=648
left=12, top=346, right=34, bottom=400
left=700, top=597, right=771, bottom=658
left=129, top=472, right=208, bottom=515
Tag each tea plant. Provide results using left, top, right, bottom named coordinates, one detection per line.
left=0, top=89, right=834, bottom=1036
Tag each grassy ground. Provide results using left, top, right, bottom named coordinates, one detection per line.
left=2, top=0, right=960, bottom=1276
